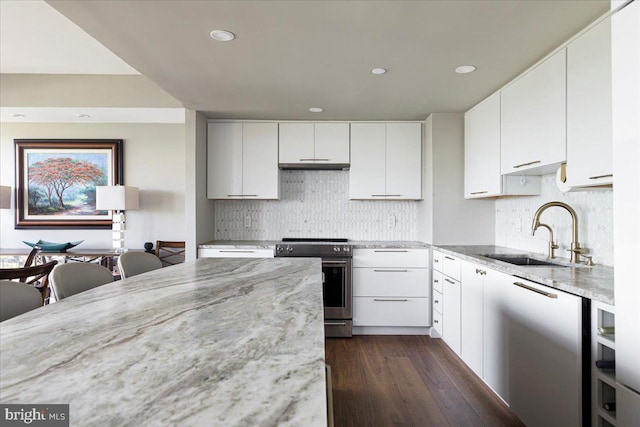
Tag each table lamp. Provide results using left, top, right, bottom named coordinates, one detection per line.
left=0, top=186, right=11, bottom=209
left=96, top=185, right=139, bottom=252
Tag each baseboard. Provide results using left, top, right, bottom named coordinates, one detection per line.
left=352, top=326, right=431, bottom=335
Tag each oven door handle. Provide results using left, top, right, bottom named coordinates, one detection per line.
left=324, top=321, right=347, bottom=326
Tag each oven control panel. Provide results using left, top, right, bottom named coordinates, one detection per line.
left=275, top=244, right=352, bottom=258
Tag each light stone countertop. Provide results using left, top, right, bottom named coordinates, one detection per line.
left=198, top=240, right=429, bottom=250
left=434, top=245, right=614, bottom=305
left=0, top=258, right=327, bottom=427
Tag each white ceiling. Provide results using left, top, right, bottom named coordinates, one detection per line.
left=3, top=0, right=610, bottom=121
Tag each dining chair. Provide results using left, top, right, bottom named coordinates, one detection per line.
left=23, top=245, right=41, bottom=268
left=155, top=241, right=186, bottom=267
left=117, top=252, right=162, bottom=279
left=50, top=263, right=114, bottom=301
left=0, top=280, right=44, bottom=322
left=0, top=260, right=58, bottom=305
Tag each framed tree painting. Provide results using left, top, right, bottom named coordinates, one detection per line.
left=14, top=139, right=124, bottom=229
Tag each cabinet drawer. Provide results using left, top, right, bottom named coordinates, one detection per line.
left=432, top=270, right=443, bottom=293
left=353, top=248, right=428, bottom=268
left=198, top=248, right=274, bottom=258
left=353, top=297, right=430, bottom=327
left=433, top=289, right=443, bottom=315
left=432, top=310, right=443, bottom=335
left=353, top=268, right=428, bottom=297
left=442, top=254, right=461, bottom=281
left=432, top=250, right=444, bottom=272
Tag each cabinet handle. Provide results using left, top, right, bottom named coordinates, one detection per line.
left=470, top=191, right=488, bottom=195
left=371, top=194, right=402, bottom=197
left=374, top=269, right=409, bottom=272
left=513, top=160, right=541, bottom=169
left=374, top=250, right=408, bottom=253
left=314, top=159, right=331, bottom=161
left=299, top=158, right=316, bottom=161
left=373, top=298, right=408, bottom=302
left=589, top=174, right=613, bottom=180
left=434, top=319, right=439, bottom=324
left=444, top=278, right=455, bottom=284
left=475, top=268, right=486, bottom=275
left=227, top=194, right=258, bottom=197
left=220, top=250, right=255, bottom=253
left=433, top=279, right=439, bottom=283
left=444, top=256, right=455, bottom=261
left=513, top=281, right=557, bottom=299
left=434, top=299, right=439, bottom=304
left=434, top=259, right=439, bottom=263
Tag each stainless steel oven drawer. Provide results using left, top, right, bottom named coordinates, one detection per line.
left=325, top=320, right=352, bottom=338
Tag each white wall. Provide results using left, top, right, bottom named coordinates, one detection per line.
left=0, top=122, right=185, bottom=250
left=419, top=113, right=495, bottom=245
left=495, top=174, right=613, bottom=266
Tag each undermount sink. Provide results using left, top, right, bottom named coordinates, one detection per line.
left=482, top=254, right=568, bottom=267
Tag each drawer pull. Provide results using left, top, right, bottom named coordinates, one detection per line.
left=475, top=268, right=486, bottom=275
left=300, top=158, right=331, bottom=162
left=434, top=319, right=439, bottom=324
left=371, top=194, right=402, bottom=197
left=513, top=160, right=541, bottom=169
left=433, top=279, right=439, bottom=283
left=373, top=298, right=409, bottom=302
left=325, top=321, right=347, bottom=326
left=444, top=278, right=455, bottom=284
left=434, top=300, right=439, bottom=304
left=513, top=281, right=557, bottom=299
left=434, top=259, right=439, bottom=263
left=227, top=194, right=258, bottom=197
left=589, top=174, right=613, bottom=180
left=374, top=269, right=409, bottom=273
left=470, top=191, right=488, bottom=195
left=374, top=250, right=408, bottom=253
left=444, top=256, right=455, bottom=261
left=220, top=250, right=255, bottom=253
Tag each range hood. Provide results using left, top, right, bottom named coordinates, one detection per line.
left=278, top=162, right=350, bottom=171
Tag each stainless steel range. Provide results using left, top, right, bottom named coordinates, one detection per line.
left=275, top=238, right=352, bottom=338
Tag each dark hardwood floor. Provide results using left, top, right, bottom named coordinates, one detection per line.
left=325, top=335, right=524, bottom=427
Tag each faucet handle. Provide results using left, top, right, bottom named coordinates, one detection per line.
left=578, top=253, right=595, bottom=267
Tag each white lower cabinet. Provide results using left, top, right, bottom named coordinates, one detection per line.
left=460, top=260, right=485, bottom=377
left=442, top=275, right=461, bottom=355
left=353, top=248, right=430, bottom=332
left=198, top=248, right=274, bottom=258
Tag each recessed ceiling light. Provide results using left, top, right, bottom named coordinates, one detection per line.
left=11, top=113, right=26, bottom=118
left=210, top=30, right=235, bottom=42
left=76, top=114, right=91, bottom=118
left=309, top=107, right=324, bottom=113
left=371, top=68, right=387, bottom=75
left=455, top=65, right=477, bottom=74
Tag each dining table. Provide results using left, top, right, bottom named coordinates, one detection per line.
left=0, top=257, right=327, bottom=427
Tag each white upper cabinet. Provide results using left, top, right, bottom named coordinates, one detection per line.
left=278, top=122, right=350, bottom=167
left=501, top=49, right=567, bottom=175
left=350, top=122, right=422, bottom=200
left=207, top=122, right=279, bottom=199
left=565, top=16, right=613, bottom=187
left=464, top=93, right=540, bottom=198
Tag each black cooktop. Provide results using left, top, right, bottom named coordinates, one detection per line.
left=281, top=238, right=348, bottom=243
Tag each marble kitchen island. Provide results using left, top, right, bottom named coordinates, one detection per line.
left=0, top=258, right=327, bottom=427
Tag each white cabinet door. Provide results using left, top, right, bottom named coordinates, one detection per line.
left=279, top=122, right=314, bottom=164
left=442, top=276, right=461, bottom=356
left=617, top=384, right=640, bottom=427
left=460, top=261, right=484, bottom=377
left=353, top=268, right=429, bottom=297
left=207, top=122, right=243, bottom=199
left=483, top=270, right=510, bottom=403
left=507, top=277, right=582, bottom=427
left=354, top=248, right=429, bottom=268
left=314, top=123, right=350, bottom=165
left=386, top=122, right=422, bottom=199
left=566, top=16, right=613, bottom=187
left=350, top=123, right=386, bottom=199
left=353, top=297, right=430, bottom=327
left=501, top=49, right=567, bottom=175
left=464, top=93, right=502, bottom=198
left=242, top=122, right=279, bottom=199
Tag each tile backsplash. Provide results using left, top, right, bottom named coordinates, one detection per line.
left=214, top=170, right=418, bottom=240
left=495, top=174, right=613, bottom=266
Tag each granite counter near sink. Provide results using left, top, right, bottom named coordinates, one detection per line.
left=0, top=258, right=327, bottom=427
left=434, top=245, right=614, bottom=305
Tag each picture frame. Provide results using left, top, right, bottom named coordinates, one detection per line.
left=14, top=139, right=124, bottom=229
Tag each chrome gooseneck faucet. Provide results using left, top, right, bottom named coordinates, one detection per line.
left=531, top=201, right=591, bottom=265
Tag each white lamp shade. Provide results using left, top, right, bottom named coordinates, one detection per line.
left=96, top=186, right=139, bottom=210
left=0, top=186, right=11, bottom=209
